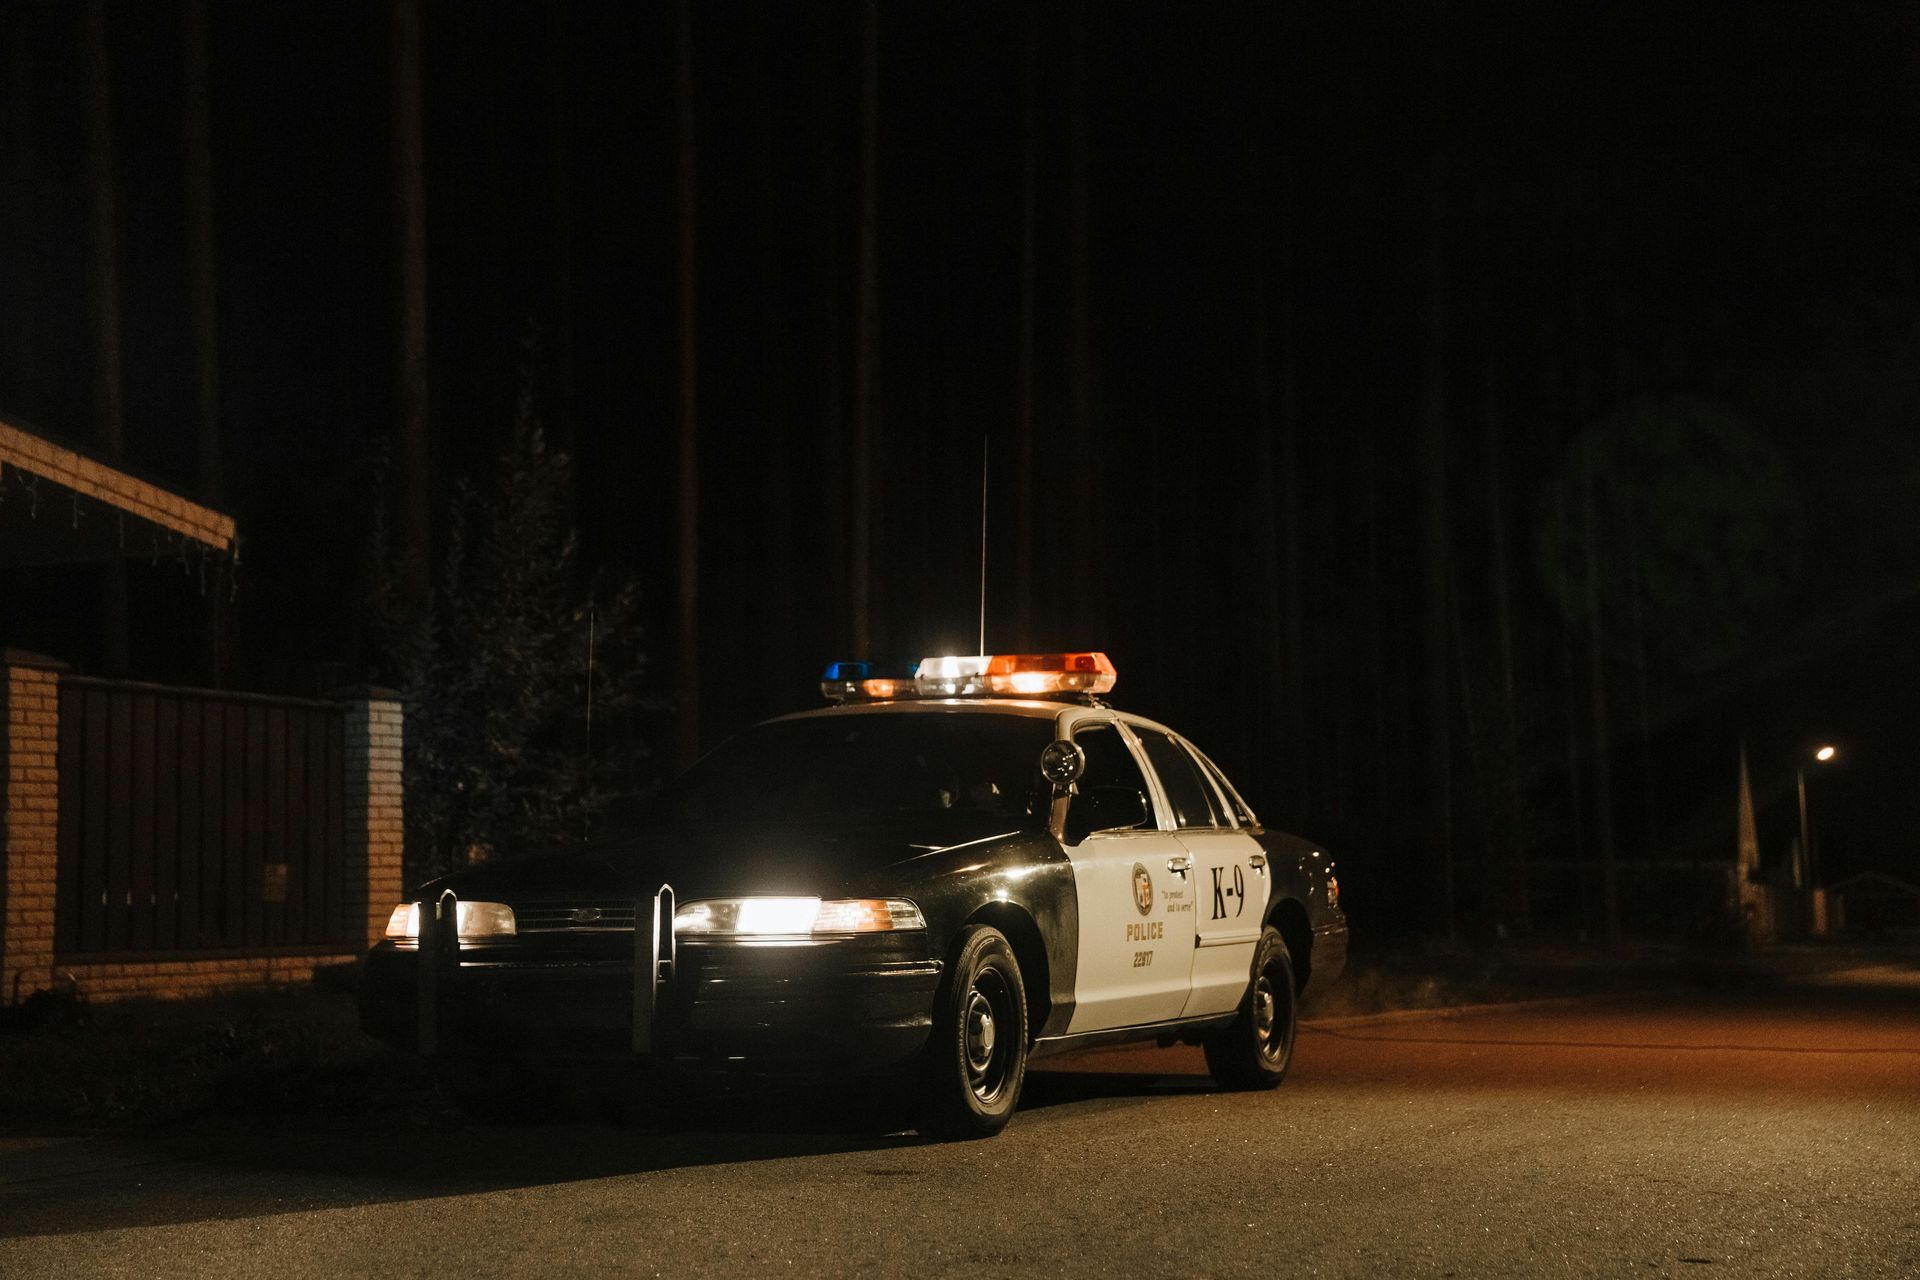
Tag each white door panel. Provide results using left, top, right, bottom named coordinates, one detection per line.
left=1064, top=829, right=1196, bottom=1033
left=1178, top=829, right=1268, bottom=1018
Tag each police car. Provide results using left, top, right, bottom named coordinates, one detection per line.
left=359, top=652, right=1346, bottom=1138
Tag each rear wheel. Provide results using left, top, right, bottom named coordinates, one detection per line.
left=1203, top=926, right=1298, bottom=1091
left=916, top=924, right=1028, bottom=1140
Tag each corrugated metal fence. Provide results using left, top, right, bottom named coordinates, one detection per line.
left=54, top=676, right=350, bottom=959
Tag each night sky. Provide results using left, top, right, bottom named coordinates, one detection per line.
left=4, top=0, right=1917, bottom=937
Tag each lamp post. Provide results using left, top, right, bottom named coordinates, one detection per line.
left=1796, top=744, right=1837, bottom=888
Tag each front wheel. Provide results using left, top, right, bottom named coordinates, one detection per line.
left=916, top=924, right=1028, bottom=1140
left=1203, top=926, right=1298, bottom=1091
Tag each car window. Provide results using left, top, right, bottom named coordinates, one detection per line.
left=1186, top=742, right=1253, bottom=827
left=1067, top=724, right=1152, bottom=832
left=1131, top=726, right=1224, bottom=829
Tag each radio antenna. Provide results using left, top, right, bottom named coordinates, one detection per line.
left=978, top=436, right=989, bottom=654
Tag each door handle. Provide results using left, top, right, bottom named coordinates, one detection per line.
left=1249, top=852, right=1267, bottom=873
left=1167, top=856, right=1192, bottom=876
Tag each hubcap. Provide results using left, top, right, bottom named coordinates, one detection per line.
left=1255, top=967, right=1293, bottom=1066
left=961, top=968, right=1017, bottom=1105
left=966, top=991, right=997, bottom=1073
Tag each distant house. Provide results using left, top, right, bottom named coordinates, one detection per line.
left=1828, top=872, right=1920, bottom=936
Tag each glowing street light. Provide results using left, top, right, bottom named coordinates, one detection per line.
left=1798, top=744, right=1839, bottom=888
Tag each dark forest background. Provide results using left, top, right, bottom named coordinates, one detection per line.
left=4, top=0, right=1917, bottom=939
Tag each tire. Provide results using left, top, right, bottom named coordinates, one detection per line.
left=916, top=924, right=1029, bottom=1140
left=1203, top=926, right=1298, bottom=1091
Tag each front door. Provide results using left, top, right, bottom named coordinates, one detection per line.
left=1060, top=720, right=1195, bottom=1033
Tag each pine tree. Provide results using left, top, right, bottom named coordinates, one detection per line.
left=371, top=389, right=652, bottom=882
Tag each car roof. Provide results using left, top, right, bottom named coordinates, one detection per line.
left=769, top=697, right=1200, bottom=739
left=770, top=698, right=1077, bottom=726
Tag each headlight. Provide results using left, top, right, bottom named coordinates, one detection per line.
left=383, top=901, right=517, bottom=940
left=674, top=897, right=925, bottom=937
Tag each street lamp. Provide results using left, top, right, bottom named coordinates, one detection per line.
left=1797, top=744, right=1838, bottom=888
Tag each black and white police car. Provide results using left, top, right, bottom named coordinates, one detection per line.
left=360, top=652, right=1346, bottom=1138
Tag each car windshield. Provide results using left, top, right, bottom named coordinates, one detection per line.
left=652, top=711, right=1053, bottom=831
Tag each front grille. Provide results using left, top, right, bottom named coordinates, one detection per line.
left=513, top=901, right=641, bottom=932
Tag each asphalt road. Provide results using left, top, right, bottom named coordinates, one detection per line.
left=2, top=964, right=1917, bottom=1278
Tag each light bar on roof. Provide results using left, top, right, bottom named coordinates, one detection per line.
left=819, top=653, right=1117, bottom=702
left=985, top=651, right=1117, bottom=696
left=915, top=654, right=992, bottom=697
left=820, top=659, right=919, bottom=703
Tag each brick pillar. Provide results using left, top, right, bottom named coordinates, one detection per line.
left=2, top=651, right=65, bottom=1005
left=337, top=687, right=405, bottom=949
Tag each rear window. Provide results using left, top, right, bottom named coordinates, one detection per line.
left=1131, top=727, right=1224, bottom=829
left=1188, top=744, right=1253, bottom=827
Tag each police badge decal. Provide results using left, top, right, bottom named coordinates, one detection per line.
left=1131, top=863, right=1153, bottom=916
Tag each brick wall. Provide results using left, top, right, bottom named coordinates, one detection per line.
left=0, top=664, right=407, bottom=1005
left=1, top=652, right=62, bottom=1004
left=55, top=953, right=358, bottom=1002
left=340, top=689, right=406, bottom=951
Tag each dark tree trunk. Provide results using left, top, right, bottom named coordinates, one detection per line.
left=810, top=7, right=840, bottom=652
left=813, top=5, right=845, bottom=645
left=850, top=0, right=880, bottom=656
left=1360, top=384, right=1389, bottom=837
left=1567, top=191, right=1619, bottom=945
left=8, top=6, right=43, bottom=414
left=84, top=0, right=123, bottom=457
left=754, top=0, right=793, bottom=708
left=1419, top=14, right=1456, bottom=940
left=183, top=0, right=227, bottom=685
left=1553, top=483, right=1592, bottom=936
left=1482, top=341, right=1530, bottom=933
left=1244, top=5, right=1304, bottom=815
left=1012, top=3, right=1039, bottom=645
left=1277, top=190, right=1306, bottom=815
left=1478, top=196, right=1529, bottom=934
left=391, top=0, right=431, bottom=609
left=545, top=0, right=577, bottom=454
left=1579, top=437, right=1620, bottom=945
left=673, top=0, right=701, bottom=763
left=1065, top=0, right=1099, bottom=635
left=83, top=0, right=128, bottom=673
left=1626, top=520, right=1663, bottom=873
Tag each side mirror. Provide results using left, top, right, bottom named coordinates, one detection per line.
left=1039, top=740, right=1086, bottom=791
left=1065, top=785, right=1149, bottom=845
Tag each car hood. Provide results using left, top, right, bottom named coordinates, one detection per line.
left=419, top=810, right=1034, bottom=904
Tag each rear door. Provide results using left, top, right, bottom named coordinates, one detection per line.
left=1126, top=724, right=1268, bottom=1019
left=1059, top=716, right=1196, bottom=1034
